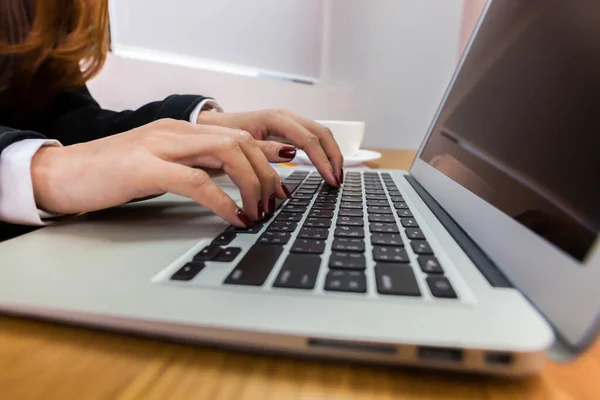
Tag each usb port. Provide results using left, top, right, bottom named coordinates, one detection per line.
left=418, top=346, right=463, bottom=363
left=485, top=352, right=513, bottom=366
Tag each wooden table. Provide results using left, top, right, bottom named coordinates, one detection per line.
left=1, top=149, right=599, bottom=400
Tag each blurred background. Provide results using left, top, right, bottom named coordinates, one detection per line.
left=89, top=0, right=486, bottom=150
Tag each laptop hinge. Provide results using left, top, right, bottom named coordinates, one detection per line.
left=404, top=175, right=513, bottom=288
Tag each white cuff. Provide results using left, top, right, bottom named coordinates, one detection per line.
left=189, top=99, right=224, bottom=124
left=0, top=139, right=62, bottom=226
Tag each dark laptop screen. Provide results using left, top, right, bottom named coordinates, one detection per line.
left=419, top=0, right=599, bottom=261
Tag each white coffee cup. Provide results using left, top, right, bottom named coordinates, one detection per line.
left=317, top=120, right=365, bottom=157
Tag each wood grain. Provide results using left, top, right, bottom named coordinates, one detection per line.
left=1, top=149, right=598, bottom=400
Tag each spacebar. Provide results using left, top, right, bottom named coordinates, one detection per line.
left=224, top=244, right=284, bottom=286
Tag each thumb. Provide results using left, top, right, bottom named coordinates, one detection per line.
left=256, top=141, right=297, bottom=163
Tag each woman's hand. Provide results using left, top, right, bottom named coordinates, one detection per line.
left=197, top=109, right=344, bottom=186
left=30, top=119, right=292, bottom=227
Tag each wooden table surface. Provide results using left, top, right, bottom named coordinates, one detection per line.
left=1, top=148, right=599, bottom=400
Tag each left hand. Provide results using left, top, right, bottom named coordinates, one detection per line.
left=197, top=109, right=344, bottom=186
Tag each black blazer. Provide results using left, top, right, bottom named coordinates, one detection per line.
left=0, top=85, right=208, bottom=239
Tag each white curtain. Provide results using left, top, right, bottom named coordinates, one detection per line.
left=109, top=0, right=324, bottom=80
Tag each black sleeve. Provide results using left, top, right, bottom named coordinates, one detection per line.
left=3, top=85, right=209, bottom=145
left=0, top=125, right=47, bottom=154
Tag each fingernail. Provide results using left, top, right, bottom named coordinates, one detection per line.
left=257, top=200, right=264, bottom=220
left=333, top=176, right=341, bottom=187
left=281, top=183, right=292, bottom=198
left=340, top=169, right=344, bottom=184
left=236, top=208, right=255, bottom=227
left=269, top=193, right=276, bottom=214
left=278, top=146, right=297, bottom=160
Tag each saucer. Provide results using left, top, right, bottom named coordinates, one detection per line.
left=295, top=149, right=382, bottom=167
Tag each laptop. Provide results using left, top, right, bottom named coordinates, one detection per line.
left=1, top=0, right=598, bottom=376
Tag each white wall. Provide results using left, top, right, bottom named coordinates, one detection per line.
left=328, top=0, right=463, bottom=149
left=87, top=53, right=360, bottom=122
left=90, top=0, right=463, bottom=150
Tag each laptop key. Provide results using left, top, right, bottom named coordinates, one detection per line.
left=213, top=247, right=242, bottom=262
left=324, top=270, right=367, bottom=293
left=212, top=231, right=236, bottom=246
left=341, top=196, right=363, bottom=203
left=313, top=202, right=336, bottom=210
left=373, top=246, right=410, bottom=263
left=329, top=252, right=367, bottom=270
left=367, top=206, right=392, bottom=214
left=334, top=226, right=364, bottom=238
left=394, top=202, right=409, bottom=209
left=366, top=200, right=389, bottom=207
left=411, top=240, right=434, bottom=255
left=405, top=228, right=425, bottom=240
left=294, top=193, right=314, bottom=199
left=338, top=208, right=363, bottom=217
left=366, top=194, right=387, bottom=200
left=427, top=276, right=457, bottom=299
left=340, top=202, right=362, bottom=209
left=283, top=204, right=307, bottom=213
left=194, top=245, right=223, bottom=261
left=171, top=262, right=205, bottom=281
left=369, top=222, right=400, bottom=234
left=368, top=213, right=395, bottom=223
left=275, top=212, right=303, bottom=222
left=388, top=191, right=402, bottom=197
left=332, top=238, right=365, bottom=252
left=227, top=224, right=263, bottom=234
left=304, top=217, right=332, bottom=228
left=273, top=254, right=321, bottom=290
left=397, top=209, right=413, bottom=218
left=375, top=264, right=421, bottom=296
left=336, top=216, right=364, bottom=226
left=298, top=227, right=329, bottom=240
left=400, top=218, right=419, bottom=228
left=291, top=239, right=326, bottom=254
left=418, top=256, right=444, bottom=274
left=309, top=208, right=335, bottom=218
left=371, top=233, right=404, bottom=247
left=389, top=196, right=404, bottom=202
left=224, top=245, right=284, bottom=286
left=257, top=231, right=291, bottom=245
left=267, top=221, right=297, bottom=233
left=289, top=198, right=311, bottom=206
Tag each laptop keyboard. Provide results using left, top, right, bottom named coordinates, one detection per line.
left=170, top=171, right=458, bottom=300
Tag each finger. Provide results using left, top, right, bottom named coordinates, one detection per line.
left=216, top=140, right=263, bottom=220
left=151, top=129, right=263, bottom=220
left=266, top=114, right=339, bottom=186
left=153, top=160, right=254, bottom=228
left=255, top=141, right=297, bottom=163
left=223, top=133, right=288, bottom=216
left=284, top=114, right=344, bottom=183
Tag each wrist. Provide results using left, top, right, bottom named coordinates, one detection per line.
left=196, top=109, right=222, bottom=125
left=31, top=146, right=63, bottom=213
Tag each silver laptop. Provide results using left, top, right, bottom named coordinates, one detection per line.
left=1, top=0, right=598, bottom=376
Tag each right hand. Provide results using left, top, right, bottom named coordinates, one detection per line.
left=31, top=119, right=294, bottom=227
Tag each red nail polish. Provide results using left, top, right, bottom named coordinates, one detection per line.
left=281, top=183, right=292, bottom=198
left=333, top=176, right=341, bottom=187
left=257, top=200, right=264, bottom=219
left=236, top=208, right=255, bottom=227
left=278, top=146, right=297, bottom=160
left=340, top=169, right=344, bottom=184
left=269, top=193, right=276, bottom=214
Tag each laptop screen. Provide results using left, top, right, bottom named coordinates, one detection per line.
left=419, top=0, right=599, bottom=262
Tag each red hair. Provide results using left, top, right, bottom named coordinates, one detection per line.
left=0, top=0, right=109, bottom=109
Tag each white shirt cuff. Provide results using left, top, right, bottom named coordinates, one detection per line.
left=0, top=139, right=62, bottom=226
left=189, top=99, right=224, bottom=124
